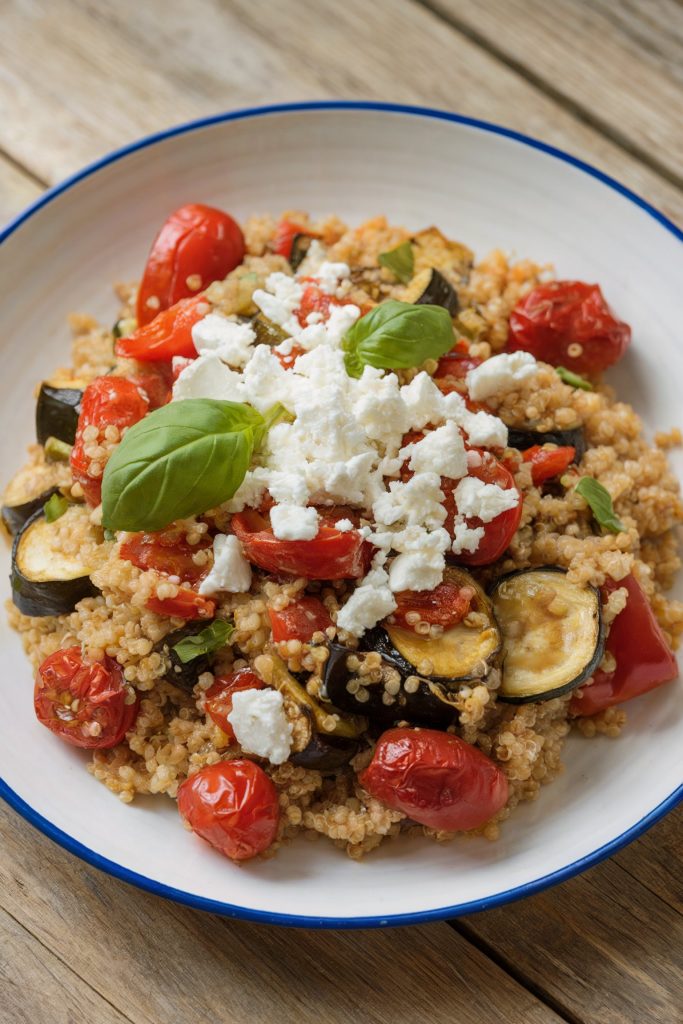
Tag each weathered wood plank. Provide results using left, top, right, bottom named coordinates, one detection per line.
left=459, top=807, right=683, bottom=1024
left=613, top=804, right=683, bottom=914
left=426, top=0, right=683, bottom=187
left=0, top=903, right=131, bottom=1024
left=0, top=800, right=563, bottom=1024
left=0, top=0, right=681, bottom=225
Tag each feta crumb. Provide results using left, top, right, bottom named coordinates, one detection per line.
left=336, top=565, right=397, bottom=638
left=191, top=313, right=256, bottom=368
left=172, top=352, right=246, bottom=403
left=252, top=272, right=304, bottom=337
left=452, top=476, right=520, bottom=523
left=198, top=534, right=252, bottom=595
left=334, top=518, right=353, bottom=532
left=402, top=420, right=467, bottom=478
left=388, top=527, right=450, bottom=593
left=270, top=504, right=319, bottom=540
left=400, top=372, right=446, bottom=430
left=228, top=688, right=293, bottom=765
left=466, top=352, right=537, bottom=400
left=373, top=473, right=446, bottom=529
left=462, top=410, right=508, bottom=449
left=451, top=519, right=486, bottom=555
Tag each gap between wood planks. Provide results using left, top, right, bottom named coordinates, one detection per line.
left=418, top=0, right=683, bottom=194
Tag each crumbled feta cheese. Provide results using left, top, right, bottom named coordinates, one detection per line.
left=451, top=519, right=486, bottom=555
left=270, top=504, right=319, bottom=540
left=294, top=238, right=326, bottom=277
left=227, top=688, right=293, bottom=765
left=402, top=420, right=467, bottom=478
left=373, top=473, right=446, bottom=530
left=334, top=518, right=353, bottom=532
left=191, top=313, right=256, bottom=368
left=461, top=409, right=508, bottom=449
left=314, top=260, right=353, bottom=296
left=252, top=271, right=304, bottom=337
left=466, top=352, right=537, bottom=400
left=400, top=372, right=446, bottom=430
left=452, top=476, right=520, bottom=523
left=264, top=471, right=309, bottom=506
left=388, top=527, right=450, bottom=592
left=198, top=534, right=252, bottom=595
left=336, top=564, right=397, bottom=637
left=172, top=352, right=246, bottom=403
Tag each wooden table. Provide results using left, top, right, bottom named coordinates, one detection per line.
left=1, top=3, right=681, bottom=1022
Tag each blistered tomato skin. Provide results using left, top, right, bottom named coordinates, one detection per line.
left=360, top=727, right=509, bottom=832
left=205, top=670, right=265, bottom=740
left=116, top=295, right=208, bottom=362
left=268, top=596, right=333, bottom=642
left=507, top=281, right=630, bottom=374
left=177, top=759, right=280, bottom=861
left=34, top=647, right=140, bottom=749
left=443, top=450, right=522, bottom=567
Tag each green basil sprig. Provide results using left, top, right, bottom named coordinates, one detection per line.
left=556, top=366, right=593, bottom=391
left=102, top=399, right=266, bottom=532
left=575, top=477, right=625, bottom=534
left=43, top=493, right=69, bottom=523
left=378, top=241, right=414, bottom=283
left=342, top=300, right=454, bottom=378
left=172, top=619, right=234, bottom=664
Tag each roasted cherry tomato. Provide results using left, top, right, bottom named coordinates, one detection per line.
left=146, top=588, right=215, bottom=621
left=434, top=351, right=483, bottom=381
left=268, top=596, right=333, bottom=642
left=116, top=295, right=209, bottom=363
left=295, top=280, right=343, bottom=328
left=443, top=449, right=522, bottom=567
left=171, top=355, right=195, bottom=382
left=388, top=580, right=475, bottom=631
left=34, top=646, right=139, bottom=749
left=178, top=759, right=280, bottom=861
left=507, top=281, right=631, bottom=374
left=360, top=727, right=509, bottom=832
left=570, top=575, right=678, bottom=717
left=275, top=343, right=306, bottom=370
left=231, top=510, right=372, bottom=580
left=120, top=527, right=213, bottom=586
left=136, top=204, right=245, bottom=327
left=272, top=219, right=317, bottom=260
left=70, top=376, right=149, bottom=506
left=126, top=367, right=173, bottom=410
left=522, top=444, right=576, bottom=485
left=205, top=669, right=265, bottom=740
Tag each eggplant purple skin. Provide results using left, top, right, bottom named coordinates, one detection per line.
left=507, top=425, right=586, bottom=463
left=35, top=383, right=83, bottom=446
left=158, top=622, right=213, bottom=692
left=290, top=732, right=359, bottom=772
left=414, top=268, right=460, bottom=316
left=10, top=508, right=99, bottom=617
left=488, top=565, right=605, bottom=704
left=2, top=486, right=61, bottom=537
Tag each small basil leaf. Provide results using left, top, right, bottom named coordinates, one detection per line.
left=43, top=493, right=69, bottom=523
left=342, top=300, right=454, bottom=378
left=557, top=366, right=593, bottom=391
left=575, top=477, right=625, bottom=534
left=102, top=399, right=265, bottom=532
left=172, top=619, right=234, bottom=664
left=378, top=241, right=414, bottom=283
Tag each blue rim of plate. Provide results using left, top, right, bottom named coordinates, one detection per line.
left=0, top=101, right=681, bottom=929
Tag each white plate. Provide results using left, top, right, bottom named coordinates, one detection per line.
left=1, top=103, right=681, bottom=927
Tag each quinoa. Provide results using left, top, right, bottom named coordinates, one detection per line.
left=5, top=212, right=682, bottom=861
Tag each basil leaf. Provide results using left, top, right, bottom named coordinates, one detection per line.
left=342, top=300, right=454, bottom=378
left=557, top=366, right=593, bottom=391
left=378, top=241, right=414, bottom=283
left=102, top=399, right=265, bottom=532
left=575, top=477, right=625, bottom=534
left=172, top=619, right=234, bottom=664
left=43, top=493, right=69, bottom=523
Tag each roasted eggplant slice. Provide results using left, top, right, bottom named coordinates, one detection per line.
left=507, top=426, right=586, bottom=464
left=268, top=653, right=365, bottom=740
left=158, top=622, right=214, bottom=692
left=36, top=377, right=85, bottom=446
left=10, top=508, right=98, bottom=616
left=290, top=731, right=359, bottom=772
left=490, top=566, right=603, bottom=703
left=289, top=233, right=315, bottom=272
left=2, top=469, right=62, bottom=538
left=405, top=268, right=459, bottom=316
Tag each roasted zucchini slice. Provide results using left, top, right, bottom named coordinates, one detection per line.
left=404, top=268, right=459, bottom=316
left=10, top=508, right=99, bottom=616
left=36, top=376, right=85, bottom=446
left=251, top=313, right=289, bottom=347
left=2, top=460, right=64, bottom=537
left=507, top=425, right=586, bottom=464
left=289, top=233, right=316, bottom=272
left=490, top=566, right=603, bottom=703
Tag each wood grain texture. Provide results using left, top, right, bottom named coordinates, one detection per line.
left=0, top=801, right=563, bottom=1024
left=613, top=803, right=683, bottom=913
left=0, top=0, right=681, bottom=225
left=424, top=0, right=683, bottom=188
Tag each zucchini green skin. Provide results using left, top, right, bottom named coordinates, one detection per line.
left=489, top=565, right=604, bottom=704
left=10, top=509, right=99, bottom=617
left=507, top=426, right=586, bottom=463
left=2, top=486, right=61, bottom=537
left=36, top=383, right=83, bottom=446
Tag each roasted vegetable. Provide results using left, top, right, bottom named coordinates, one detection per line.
left=507, top=425, right=586, bottom=464
left=322, top=569, right=500, bottom=724
left=35, top=377, right=85, bottom=446
left=290, top=731, right=359, bottom=772
left=490, top=566, right=603, bottom=703
left=251, top=313, right=288, bottom=347
left=10, top=508, right=98, bottom=616
left=2, top=465, right=62, bottom=537
left=289, top=233, right=316, bottom=272
left=405, top=267, right=459, bottom=316
left=158, top=621, right=217, bottom=692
